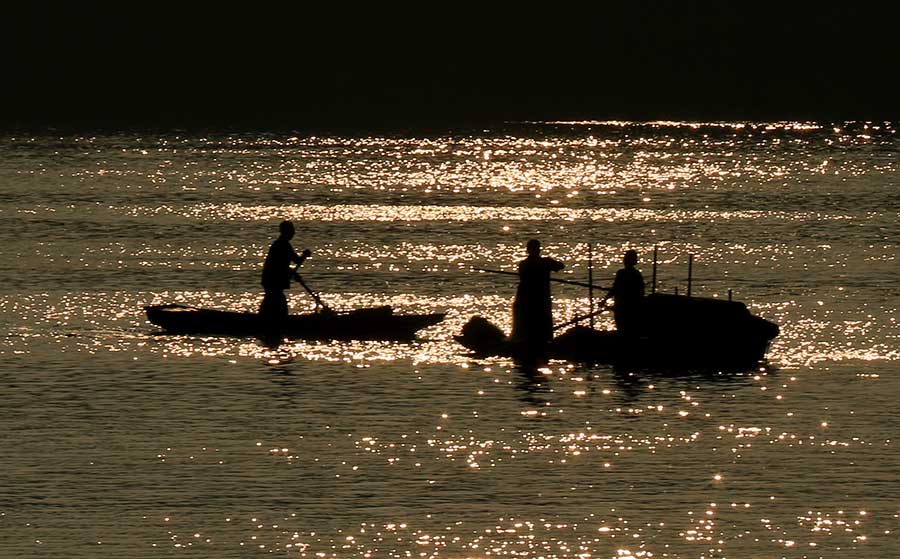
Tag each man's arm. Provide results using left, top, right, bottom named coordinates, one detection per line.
left=549, top=258, right=565, bottom=272
left=291, top=246, right=312, bottom=266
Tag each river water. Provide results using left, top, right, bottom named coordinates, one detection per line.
left=1, top=121, right=897, bottom=558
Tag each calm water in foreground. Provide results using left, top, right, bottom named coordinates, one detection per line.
left=1, top=121, right=897, bottom=558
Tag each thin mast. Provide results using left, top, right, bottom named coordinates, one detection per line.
left=588, top=243, right=594, bottom=329
left=687, top=254, right=693, bottom=298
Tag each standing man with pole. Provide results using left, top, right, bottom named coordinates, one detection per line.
left=510, top=239, right=565, bottom=346
left=259, top=220, right=312, bottom=327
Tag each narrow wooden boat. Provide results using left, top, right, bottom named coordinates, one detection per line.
left=456, top=293, right=779, bottom=370
left=146, top=304, right=445, bottom=342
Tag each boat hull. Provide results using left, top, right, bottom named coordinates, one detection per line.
left=146, top=304, right=445, bottom=342
left=551, top=326, right=773, bottom=369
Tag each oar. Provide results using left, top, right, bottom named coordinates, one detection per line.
left=473, top=268, right=611, bottom=291
left=553, top=294, right=612, bottom=332
left=292, top=265, right=327, bottom=311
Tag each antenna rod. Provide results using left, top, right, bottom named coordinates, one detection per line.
left=687, top=254, right=693, bottom=298
left=588, top=243, right=594, bottom=329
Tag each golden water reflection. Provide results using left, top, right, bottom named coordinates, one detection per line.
left=149, top=506, right=890, bottom=557
left=1, top=287, right=896, bottom=368
left=125, top=202, right=865, bottom=224
left=2, top=124, right=898, bottom=557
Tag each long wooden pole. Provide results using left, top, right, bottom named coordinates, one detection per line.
left=293, top=265, right=326, bottom=310
left=553, top=294, right=612, bottom=332
left=473, top=268, right=610, bottom=291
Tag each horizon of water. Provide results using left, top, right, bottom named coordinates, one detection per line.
left=1, top=120, right=897, bottom=558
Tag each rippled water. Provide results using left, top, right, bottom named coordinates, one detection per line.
left=1, top=121, right=897, bottom=558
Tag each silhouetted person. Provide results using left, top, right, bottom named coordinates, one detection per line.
left=259, top=220, right=311, bottom=324
left=611, top=249, right=645, bottom=335
left=511, top=239, right=564, bottom=345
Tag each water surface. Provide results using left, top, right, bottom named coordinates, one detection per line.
left=1, top=121, right=897, bottom=558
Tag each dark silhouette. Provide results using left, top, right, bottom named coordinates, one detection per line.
left=611, top=249, right=645, bottom=335
left=259, top=220, right=311, bottom=324
left=511, top=239, right=564, bottom=345
left=457, top=246, right=779, bottom=370
left=146, top=221, right=447, bottom=343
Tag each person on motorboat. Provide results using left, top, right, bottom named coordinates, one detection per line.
left=259, top=220, right=311, bottom=323
left=611, top=249, right=645, bottom=335
left=510, top=239, right=564, bottom=345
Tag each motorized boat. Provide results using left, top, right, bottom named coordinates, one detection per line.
left=456, top=293, right=778, bottom=369
left=457, top=249, right=779, bottom=370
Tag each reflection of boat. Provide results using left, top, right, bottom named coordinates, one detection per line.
left=456, top=293, right=779, bottom=369
left=146, top=304, right=445, bottom=342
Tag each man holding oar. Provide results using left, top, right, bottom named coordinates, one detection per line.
left=259, top=220, right=312, bottom=325
left=510, top=239, right=564, bottom=345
